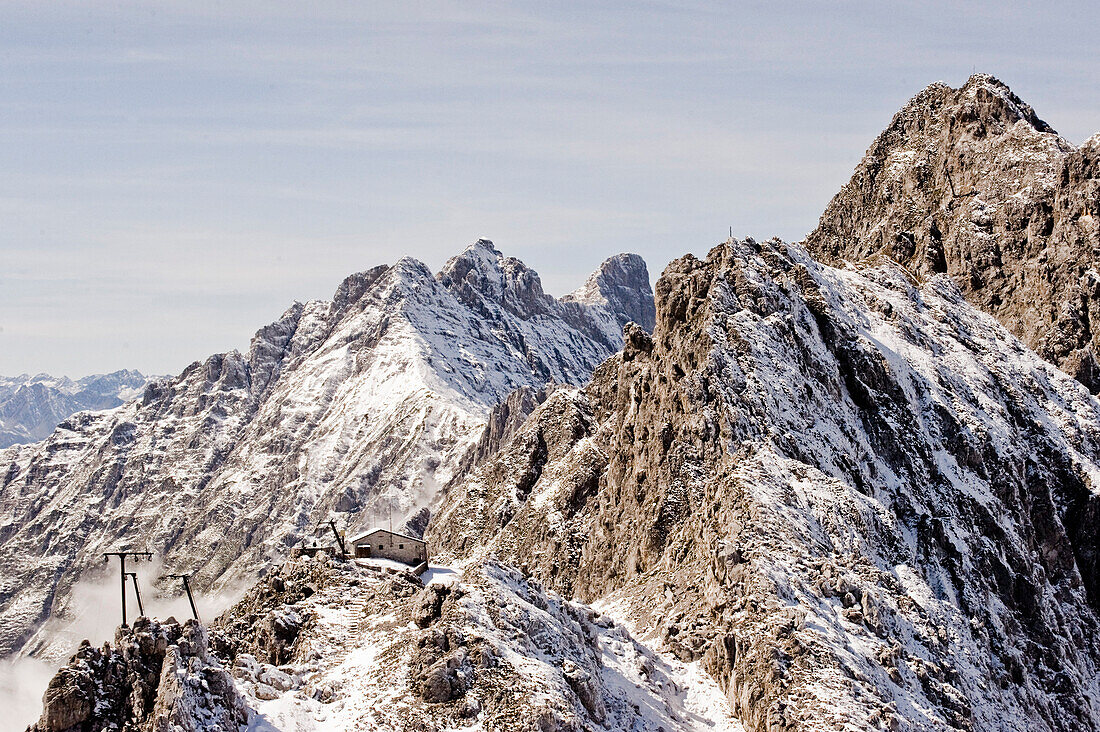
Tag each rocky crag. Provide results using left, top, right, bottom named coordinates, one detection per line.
left=29, top=553, right=741, bottom=731
left=0, top=240, right=654, bottom=661
left=28, top=617, right=246, bottom=732
left=806, top=74, right=1100, bottom=391
left=431, top=237, right=1100, bottom=730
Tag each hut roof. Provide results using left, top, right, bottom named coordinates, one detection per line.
left=350, top=527, right=425, bottom=545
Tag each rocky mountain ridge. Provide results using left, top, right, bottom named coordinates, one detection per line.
left=220, top=554, right=739, bottom=731
left=806, top=73, right=1100, bottom=391
left=27, top=553, right=742, bottom=732
left=0, top=239, right=654, bottom=664
left=29, top=617, right=246, bottom=732
left=430, top=236, right=1100, bottom=730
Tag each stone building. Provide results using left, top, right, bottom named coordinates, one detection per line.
left=350, top=528, right=427, bottom=566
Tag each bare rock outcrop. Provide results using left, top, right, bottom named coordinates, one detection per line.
left=405, top=562, right=612, bottom=729
left=29, top=617, right=246, bottom=732
left=806, top=73, right=1100, bottom=391
left=446, top=381, right=567, bottom=486
left=210, top=553, right=343, bottom=666
left=203, top=553, right=725, bottom=730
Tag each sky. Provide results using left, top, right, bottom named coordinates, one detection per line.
left=0, top=1, right=1096, bottom=377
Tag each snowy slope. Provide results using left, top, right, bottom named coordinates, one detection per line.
left=0, top=240, right=654, bottom=662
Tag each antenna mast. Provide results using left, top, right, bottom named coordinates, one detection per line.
left=326, top=520, right=347, bottom=559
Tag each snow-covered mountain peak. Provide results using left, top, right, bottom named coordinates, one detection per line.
left=392, top=255, right=436, bottom=281
left=955, top=73, right=1055, bottom=132
left=0, top=370, right=162, bottom=448
left=438, top=238, right=508, bottom=291
left=807, top=73, right=1099, bottom=391
left=438, top=238, right=553, bottom=320
left=564, top=251, right=657, bottom=332
left=431, top=234, right=1100, bottom=729
left=0, top=240, right=655, bottom=664
left=903, top=74, right=1056, bottom=139
left=330, top=264, right=389, bottom=314
left=433, top=239, right=656, bottom=361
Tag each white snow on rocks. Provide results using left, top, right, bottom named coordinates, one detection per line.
left=429, top=236, right=1100, bottom=729
left=231, top=558, right=740, bottom=731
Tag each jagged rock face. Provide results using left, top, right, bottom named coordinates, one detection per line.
left=430, top=387, right=603, bottom=592
left=447, top=382, right=567, bottom=487
left=431, top=238, right=1100, bottom=731
left=29, top=617, right=245, bottom=732
left=806, top=74, right=1100, bottom=391
left=0, top=240, right=654, bottom=661
left=209, top=553, right=355, bottom=667
left=438, top=241, right=654, bottom=357
left=0, top=371, right=158, bottom=448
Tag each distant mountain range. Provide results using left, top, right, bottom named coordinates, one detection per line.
left=0, top=370, right=161, bottom=448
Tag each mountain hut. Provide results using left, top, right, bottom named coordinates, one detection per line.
left=350, top=528, right=428, bottom=566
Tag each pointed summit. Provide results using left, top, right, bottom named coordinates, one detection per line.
left=806, top=73, right=1100, bottom=390
left=438, top=238, right=505, bottom=288
left=891, top=74, right=1055, bottom=141
left=436, top=240, right=655, bottom=340
left=437, top=238, right=506, bottom=286
left=438, top=239, right=552, bottom=319
left=564, top=253, right=656, bottom=333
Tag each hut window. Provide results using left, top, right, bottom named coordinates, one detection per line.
left=399, top=544, right=404, bottom=549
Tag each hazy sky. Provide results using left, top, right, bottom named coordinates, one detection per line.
left=1, top=1, right=1096, bottom=377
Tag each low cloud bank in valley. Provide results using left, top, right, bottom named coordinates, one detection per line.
left=0, top=558, right=248, bottom=732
